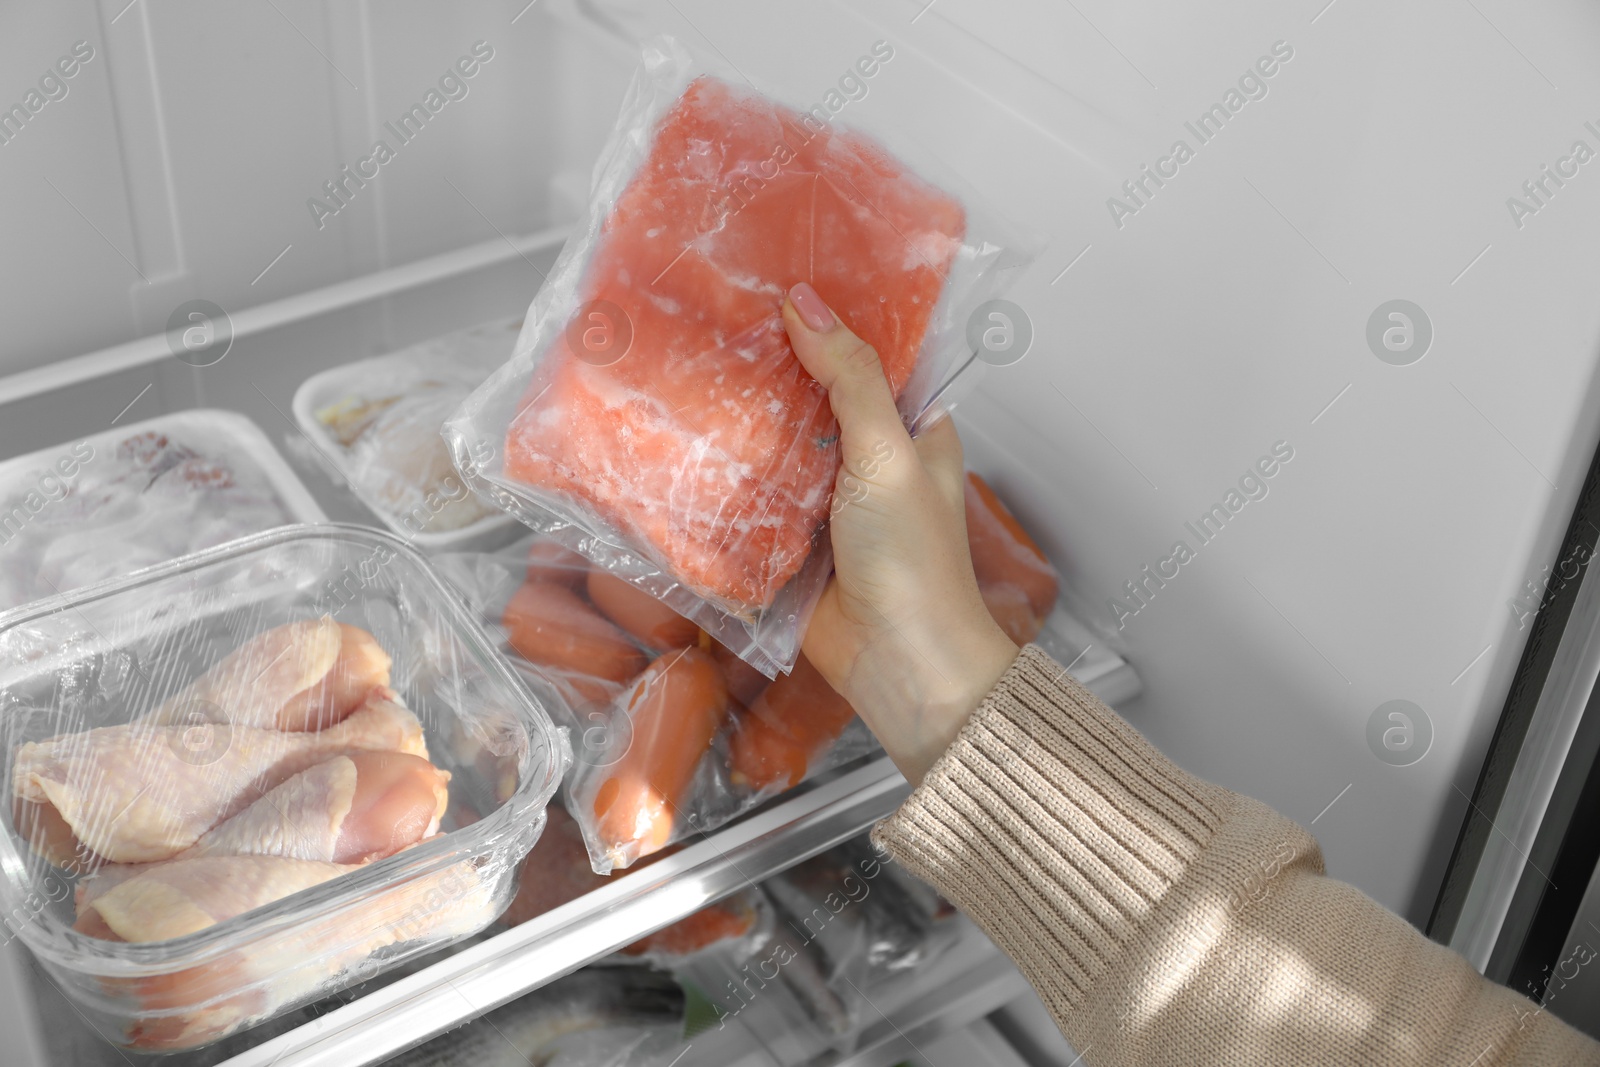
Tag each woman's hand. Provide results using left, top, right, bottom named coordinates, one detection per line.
left=782, top=282, right=1019, bottom=786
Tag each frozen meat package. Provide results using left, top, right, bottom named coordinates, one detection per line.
left=434, top=532, right=878, bottom=873
left=438, top=534, right=883, bottom=876
left=383, top=966, right=688, bottom=1067
left=293, top=316, right=524, bottom=552
left=433, top=468, right=1058, bottom=874
left=0, top=525, right=567, bottom=1052
left=445, top=38, right=1035, bottom=678
left=651, top=838, right=959, bottom=1055
left=0, top=409, right=324, bottom=616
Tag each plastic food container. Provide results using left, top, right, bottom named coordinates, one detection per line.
left=0, top=408, right=325, bottom=616
left=292, top=317, right=522, bottom=554
left=0, top=524, right=568, bottom=1052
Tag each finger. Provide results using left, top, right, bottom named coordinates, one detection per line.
left=799, top=579, right=850, bottom=688
left=781, top=284, right=912, bottom=468
left=912, top=414, right=966, bottom=508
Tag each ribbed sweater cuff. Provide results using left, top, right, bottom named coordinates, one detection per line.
left=873, top=645, right=1230, bottom=1018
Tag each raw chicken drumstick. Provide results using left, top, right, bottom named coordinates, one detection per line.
left=75, top=855, right=363, bottom=943
left=145, top=618, right=393, bottom=732
left=74, top=750, right=450, bottom=912
left=13, top=688, right=427, bottom=864
left=96, top=854, right=495, bottom=1051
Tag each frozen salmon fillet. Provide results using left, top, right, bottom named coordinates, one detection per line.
left=504, top=76, right=966, bottom=611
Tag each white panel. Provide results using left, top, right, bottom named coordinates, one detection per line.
left=0, top=0, right=607, bottom=381
left=95, top=0, right=188, bottom=330
left=0, top=2, right=143, bottom=374
left=135, top=0, right=370, bottom=312
left=320, top=1, right=558, bottom=272
left=878, top=0, right=1600, bottom=920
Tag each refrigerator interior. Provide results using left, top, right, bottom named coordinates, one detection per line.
left=3, top=0, right=1600, bottom=1062
left=3, top=826, right=1083, bottom=1067
left=0, top=223, right=1134, bottom=1067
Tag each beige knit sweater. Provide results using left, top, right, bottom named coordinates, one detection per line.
left=873, top=646, right=1600, bottom=1066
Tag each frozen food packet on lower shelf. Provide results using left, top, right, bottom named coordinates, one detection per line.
left=383, top=966, right=687, bottom=1067
left=590, top=879, right=855, bottom=1045
left=619, top=885, right=769, bottom=967
left=497, top=806, right=839, bottom=1048
left=680, top=837, right=958, bottom=1053
left=763, top=838, right=958, bottom=980
left=655, top=887, right=856, bottom=1045
left=0, top=526, right=566, bottom=1052
left=444, top=36, right=1037, bottom=679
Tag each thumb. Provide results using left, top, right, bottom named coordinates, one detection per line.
left=912, top=409, right=967, bottom=509
left=781, top=283, right=911, bottom=465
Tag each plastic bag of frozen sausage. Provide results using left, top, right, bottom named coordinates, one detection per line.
left=433, top=531, right=879, bottom=873
left=430, top=468, right=1062, bottom=875
left=444, top=35, right=1036, bottom=679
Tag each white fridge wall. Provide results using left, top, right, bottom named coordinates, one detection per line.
left=2, top=0, right=1598, bottom=934
left=0, top=0, right=613, bottom=376
left=578, top=0, right=1600, bottom=922
left=929, top=0, right=1600, bottom=925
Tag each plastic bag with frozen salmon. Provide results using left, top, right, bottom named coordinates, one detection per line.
left=445, top=37, right=1034, bottom=678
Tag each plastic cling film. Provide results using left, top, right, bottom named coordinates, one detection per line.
left=757, top=837, right=960, bottom=1047
left=0, top=409, right=320, bottom=617
left=0, top=525, right=567, bottom=1051
left=446, top=36, right=1037, bottom=678
left=649, top=838, right=958, bottom=1053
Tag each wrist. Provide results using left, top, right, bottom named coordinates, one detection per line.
left=852, top=613, right=1019, bottom=786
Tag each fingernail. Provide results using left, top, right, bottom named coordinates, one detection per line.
left=788, top=283, right=836, bottom=332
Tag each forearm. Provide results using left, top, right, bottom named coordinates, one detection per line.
left=872, top=647, right=1600, bottom=1066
